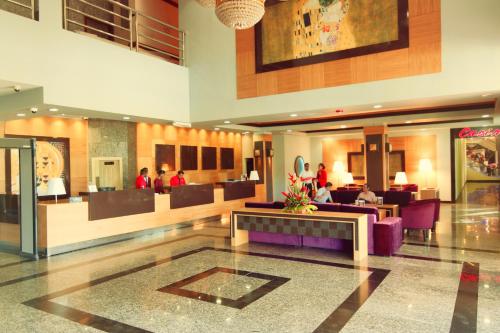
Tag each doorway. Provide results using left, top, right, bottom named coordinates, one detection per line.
left=91, top=157, right=124, bottom=190
left=0, top=138, right=37, bottom=259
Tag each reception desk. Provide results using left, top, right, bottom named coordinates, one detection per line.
left=216, top=181, right=256, bottom=201
left=37, top=184, right=266, bottom=255
left=170, top=184, right=215, bottom=209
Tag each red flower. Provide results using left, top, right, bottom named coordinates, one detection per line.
left=301, top=186, right=307, bottom=192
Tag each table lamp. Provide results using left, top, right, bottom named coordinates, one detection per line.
left=249, top=170, right=260, bottom=181
left=47, top=178, right=66, bottom=203
left=394, top=172, right=408, bottom=191
left=343, top=172, right=354, bottom=189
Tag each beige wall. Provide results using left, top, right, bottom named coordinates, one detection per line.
left=136, top=123, right=242, bottom=183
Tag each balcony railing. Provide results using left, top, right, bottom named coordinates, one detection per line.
left=0, top=0, right=37, bottom=20
left=62, top=0, right=184, bottom=65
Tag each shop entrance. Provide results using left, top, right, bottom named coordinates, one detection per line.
left=0, top=138, right=37, bottom=258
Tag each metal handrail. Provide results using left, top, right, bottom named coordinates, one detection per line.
left=62, top=0, right=184, bottom=65
left=1, top=0, right=36, bottom=20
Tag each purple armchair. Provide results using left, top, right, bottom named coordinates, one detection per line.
left=400, top=201, right=436, bottom=239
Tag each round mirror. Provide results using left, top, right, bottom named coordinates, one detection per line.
left=294, top=156, right=305, bottom=176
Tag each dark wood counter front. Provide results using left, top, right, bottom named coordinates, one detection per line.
left=170, top=184, right=215, bottom=209
left=88, top=189, right=155, bottom=221
left=217, top=181, right=256, bottom=201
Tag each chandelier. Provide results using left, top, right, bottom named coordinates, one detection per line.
left=214, top=0, right=266, bottom=30
left=196, top=0, right=216, bottom=7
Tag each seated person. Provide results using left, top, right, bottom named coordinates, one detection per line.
left=357, top=184, right=377, bottom=203
left=170, top=170, right=186, bottom=187
left=314, top=182, right=333, bottom=203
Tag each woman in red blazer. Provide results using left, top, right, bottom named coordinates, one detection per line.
left=135, top=167, right=151, bottom=189
left=316, top=163, right=328, bottom=189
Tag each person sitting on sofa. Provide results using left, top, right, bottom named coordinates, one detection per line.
left=314, top=182, right=333, bottom=203
left=357, top=184, right=377, bottom=203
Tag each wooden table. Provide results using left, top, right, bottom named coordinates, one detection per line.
left=420, top=188, right=439, bottom=200
left=230, top=208, right=368, bottom=261
left=365, top=204, right=399, bottom=218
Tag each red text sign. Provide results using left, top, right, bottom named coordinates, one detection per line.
left=458, top=127, right=500, bottom=138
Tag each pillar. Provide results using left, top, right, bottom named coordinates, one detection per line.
left=364, top=126, right=389, bottom=191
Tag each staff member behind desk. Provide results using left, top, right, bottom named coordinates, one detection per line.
left=135, top=167, right=151, bottom=189
left=314, top=182, right=333, bottom=203
left=154, top=169, right=166, bottom=194
left=299, top=163, right=315, bottom=198
left=170, top=170, right=186, bottom=187
left=357, top=184, right=377, bottom=203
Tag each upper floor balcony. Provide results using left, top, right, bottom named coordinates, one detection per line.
left=0, top=0, right=190, bottom=122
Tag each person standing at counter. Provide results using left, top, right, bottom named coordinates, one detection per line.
left=316, top=163, right=328, bottom=189
left=299, top=163, right=315, bottom=198
left=170, top=170, right=186, bottom=187
left=154, top=169, right=166, bottom=194
left=135, top=168, right=151, bottom=189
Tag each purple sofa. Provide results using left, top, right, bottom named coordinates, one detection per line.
left=331, top=190, right=414, bottom=207
left=244, top=202, right=377, bottom=254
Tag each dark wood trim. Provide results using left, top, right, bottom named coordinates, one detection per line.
left=255, top=0, right=409, bottom=73
left=242, top=101, right=496, bottom=127
left=305, top=127, right=364, bottom=134
left=388, top=117, right=486, bottom=128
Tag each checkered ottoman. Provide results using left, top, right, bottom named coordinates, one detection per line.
left=374, top=217, right=403, bottom=256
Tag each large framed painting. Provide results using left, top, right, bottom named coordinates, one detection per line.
left=389, top=150, right=405, bottom=180
left=347, top=152, right=365, bottom=180
left=255, top=0, right=409, bottom=73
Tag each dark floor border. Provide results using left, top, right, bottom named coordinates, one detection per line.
left=450, top=262, right=480, bottom=333
left=403, top=241, right=500, bottom=254
left=0, top=258, right=33, bottom=269
left=24, top=246, right=390, bottom=333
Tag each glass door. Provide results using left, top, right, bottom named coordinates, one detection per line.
left=0, top=138, right=37, bottom=259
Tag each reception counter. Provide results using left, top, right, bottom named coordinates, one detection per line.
left=216, top=181, right=256, bottom=201
left=37, top=184, right=265, bottom=256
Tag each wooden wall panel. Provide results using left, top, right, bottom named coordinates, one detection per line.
left=137, top=124, right=243, bottom=184
left=322, top=139, right=364, bottom=187
left=202, top=146, right=217, bottom=170
left=3, top=118, right=88, bottom=196
left=236, top=0, right=441, bottom=99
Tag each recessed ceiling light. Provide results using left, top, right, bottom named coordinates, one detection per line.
left=373, top=105, right=383, bottom=109
left=123, top=116, right=131, bottom=120
left=49, top=108, right=58, bottom=112
left=16, top=113, right=26, bottom=117
left=482, top=124, right=488, bottom=127
left=481, top=93, right=492, bottom=97
left=30, top=107, right=38, bottom=112
left=289, top=114, right=298, bottom=117
left=83, top=117, right=89, bottom=120
left=242, top=131, right=250, bottom=135
left=286, top=129, right=293, bottom=133
left=61, top=113, right=66, bottom=116
left=224, top=120, right=231, bottom=124
left=214, top=127, right=220, bottom=131
left=340, top=125, right=347, bottom=129
left=405, top=120, right=412, bottom=124
left=482, top=114, right=490, bottom=118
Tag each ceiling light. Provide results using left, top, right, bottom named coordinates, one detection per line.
left=286, top=129, right=292, bottom=133
left=482, top=115, right=490, bottom=118
left=340, top=125, right=347, bottom=129
left=83, top=117, right=89, bottom=120
left=173, top=121, right=192, bottom=128
left=242, top=131, right=249, bottom=134
left=223, top=120, right=231, bottom=124
left=49, top=108, right=58, bottom=112
left=289, top=114, right=298, bottom=117
left=214, top=127, right=220, bottom=131
left=405, top=120, right=412, bottom=124
left=30, top=107, right=38, bottom=113
left=481, top=93, right=492, bottom=97
left=61, top=114, right=65, bottom=116
left=123, top=116, right=131, bottom=120
left=215, top=0, right=265, bottom=30
left=373, top=105, right=383, bottom=109
left=16, top=113, right=26, bottom=117
left=482, top=124, right=488, bottom=127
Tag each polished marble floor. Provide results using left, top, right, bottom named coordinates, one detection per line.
left=0, top=184, right=499, bottom=332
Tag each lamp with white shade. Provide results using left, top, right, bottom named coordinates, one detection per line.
left=249, top=170, right=260, bottom=181
left=47, top=178, right=66, bottom=203
left=394, top=172, right=408, bottom=191
left=343, top=172, right=354, bottom=189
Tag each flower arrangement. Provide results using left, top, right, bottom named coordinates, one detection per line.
left=281, top=173, right=318, bottom=214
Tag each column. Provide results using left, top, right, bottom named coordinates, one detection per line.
left=364, top=126, right=389, bottom=191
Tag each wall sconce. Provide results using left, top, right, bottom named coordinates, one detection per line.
left=266, top=148, right=274, bottom=157
left=254, top=149, right=261, bottom=157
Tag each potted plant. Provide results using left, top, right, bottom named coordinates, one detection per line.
left=281, top=173, right=318, bottom=214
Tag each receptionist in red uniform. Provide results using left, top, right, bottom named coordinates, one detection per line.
left=135, top=167, right=152, bottom=189
left=170, top=170, right=186, bottom=187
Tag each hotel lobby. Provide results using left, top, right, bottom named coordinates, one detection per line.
left=0, top=0, right=499, bottom=332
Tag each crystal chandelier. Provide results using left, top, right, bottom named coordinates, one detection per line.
left=215, top=0, right=266, bottom=30
left=196, top=0, right=216, bottom=7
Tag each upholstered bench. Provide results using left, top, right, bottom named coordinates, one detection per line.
left=374, top=217, right=403, bottom=256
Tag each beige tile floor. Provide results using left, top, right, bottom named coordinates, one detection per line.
left=0, top=184, right=499, bottom=332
